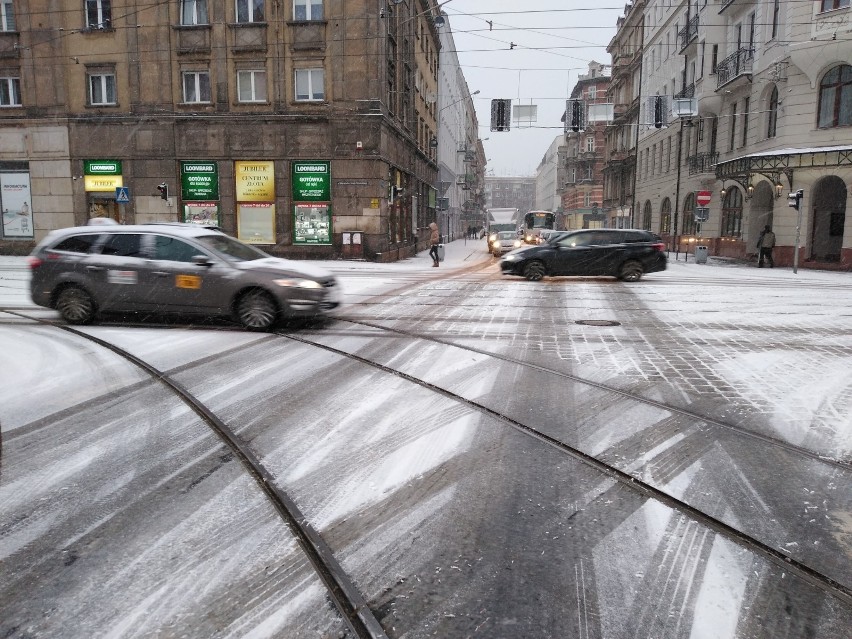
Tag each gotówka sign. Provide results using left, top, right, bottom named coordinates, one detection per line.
left=292, top=161, right=330, bottom=201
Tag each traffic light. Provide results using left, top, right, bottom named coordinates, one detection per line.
left=568, top=99, right=584, bottom=132
left=653, top=95, right=665, bottom=129
left=788, top=189, right=803, bottom=210
left=157, top=183, right=168, bottom=200
left=490, top=99, right=511, bottom=132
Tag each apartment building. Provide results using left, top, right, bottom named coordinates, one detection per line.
left=0, top=0, right=469, bottom=262
left=484, top=176, right=535, bottom=214
left=534, top=134, right=565, bottom=216
left=632, top=0, right=851, bottom=268
left=562, top=62, right=611, bottom=230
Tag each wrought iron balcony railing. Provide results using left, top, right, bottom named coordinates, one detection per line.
left=675, top=83, right=695, bottom=99
left=687, top=152, right=719, bottom=175
left=716, top=47, right=754, bottom=89
left=679, top=15, right=699, bottom=50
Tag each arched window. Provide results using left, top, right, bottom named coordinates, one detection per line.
left=767, top=85, right=779, bottom=138
left=682, top=193, right=696, bottom=235
left=721, top=187, right=743, bottom=237
left=660, top=198, right=671, bottom=234
left=818, top=64, right=852, bottom=128
left=643, top=201, right=652, bottom=230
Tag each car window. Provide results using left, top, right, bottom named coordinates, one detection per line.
left=51, top=234, right=103, bottom=254
left=99, top=234, right=145, bottom=257
left=557, top=232, right=593, bottom=247
left=197, top=234, right=268, bottom=261
left=622, top=232, right=648, bottom=244
left=153, top=235, right=205, bottom=262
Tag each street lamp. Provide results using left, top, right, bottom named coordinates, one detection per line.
left=438, top=89, right=480, bottom=114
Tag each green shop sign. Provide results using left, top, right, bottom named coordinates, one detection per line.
left=180, top=161, right=219, bottom=201
left=84, top=160, right=122, bottom=175
left=291, top=161, right=330, bottom=201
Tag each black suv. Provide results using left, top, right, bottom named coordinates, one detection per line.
left=499, top=228, right=667, bottom=282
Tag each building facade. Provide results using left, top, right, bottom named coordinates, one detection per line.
left=484, top=176, right=536, bottom=214
left=534, top=134, right=565, bottom=216
left=631, top=0, right=852, bottom=269
left=562, top=62, right=611, bottom=230
left=0, top=0, right=479, bottom=262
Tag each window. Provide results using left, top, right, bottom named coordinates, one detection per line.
left=682, top=193, right=696, bottom=235
left=585, top=136, right=595, bottom=152
left=699, top=41, right=705, bottom=78
left=660, top=198, right=671, bottom=234
left=0, top=76, right=21, bottom=107
left=183, top=71, right=211, bottom=103
left=1, top=1, right=16, bottom=31
left=742, top=97, right=750, bottom=146
left=153, top=236, right=203, bottom=262
left=642, top=201, right=652, bottom=231
left=818, top=65, right=852, bottom=128
left=237, top=70, right=267, bottom=102
left=294, top=0, right=322, bottom=20
left=88, top=73, right=116, bottom=105
left=236, top=0, right=264, bottom=22
left=100, top=234, right=144, bottom=257
left=767, top=86, right=778, bottom=138
left=583, top=193, right=591, bottom=207
left=295, top=68, right=324, bottom=101
left=181, top=0, right=208, bottom=25
left=86, top=0, right=111, bottom=29
left=771, top=0, right=780, bottom=39
left=729, top=103, right=737, bottom=151
left=711, top=44, right=718, bottom=74
left=587, top=85, right=597, bottom=100
left=53, top=234, right=102, bottom=253
left=721, top=188, right=743, bottom=237
left=821, top=0, right=850, bottom=11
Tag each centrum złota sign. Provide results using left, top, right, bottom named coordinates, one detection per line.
left=235, top=161, right=275, bottom=201
left=181, top=161, right=219, bottom=200
left=292, top=161, right=330, bottom=201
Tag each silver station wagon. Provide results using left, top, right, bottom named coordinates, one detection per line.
left=29, top=224, right=340, bottom=330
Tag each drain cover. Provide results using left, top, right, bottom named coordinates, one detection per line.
left=575, top=319, right=621, bottom=327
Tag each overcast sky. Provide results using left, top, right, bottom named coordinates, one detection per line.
left=444, top=1, right=624, bottom=177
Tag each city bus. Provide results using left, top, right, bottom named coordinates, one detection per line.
left=522, top=210, right=556, bottom=243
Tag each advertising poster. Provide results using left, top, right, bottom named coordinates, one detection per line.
left=292, top=161, right=331, bottom=245
left=294, top=203, right=331, bottom=245
left=1, top=173, right=34, bottom=238
left=238, top=202, right=275, bottom=244
left=181, top=161, right=219, bottom=201
left=183, top=201, right=220, bottom=226
left=235, top=161, right=275, bottom=202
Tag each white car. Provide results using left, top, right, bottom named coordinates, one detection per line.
left=490, top=231, right=523, bottom=256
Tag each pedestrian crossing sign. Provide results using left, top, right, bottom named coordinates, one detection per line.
left=115, top=187, right=131, bottom=203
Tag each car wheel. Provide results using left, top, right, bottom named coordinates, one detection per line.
left=523, top=261, right=546, bottom=281
left=236, top=289, right=278, bottom=330
left=618, top=260, right=644, bottom=282
left=56, top=286, right=96, bottom=325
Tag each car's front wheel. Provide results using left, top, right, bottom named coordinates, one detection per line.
left=236, top=289, right=278, bottom=330
left=618, top=260, right=644, bottom=282
left=523, top=260, right=546, bottom=281
left=55, top=285, right=96, bottom=325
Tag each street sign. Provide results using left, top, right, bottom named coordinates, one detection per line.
left=696, top=190, right=712, bottom=207
left=694, top=207, right=710, bottom=222
left=115, top=187, right=130, bottom=203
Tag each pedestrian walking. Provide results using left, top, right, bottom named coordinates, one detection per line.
left=756, top=224, right=776, bottom=268
left=429, top=222, right=440, bottom=267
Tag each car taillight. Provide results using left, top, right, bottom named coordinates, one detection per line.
left=28, top=256, right=43, bottom=269
left=652, top=242, right=666, bottom=252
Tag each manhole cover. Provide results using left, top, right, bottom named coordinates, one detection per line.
left=575, top=319, right=621, bottom=327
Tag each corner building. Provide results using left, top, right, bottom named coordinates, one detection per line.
left=0, top=0, right=450, bottom=261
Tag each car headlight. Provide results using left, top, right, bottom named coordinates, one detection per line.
left=273, top=278, right=323, bottom=289
left=503, top=254, right=518, bottom=261
left=489, top=234, right=497, bottom=242
left=492, top=240, right=501, bottom=248
left=513, top=240, right=522, bottom=247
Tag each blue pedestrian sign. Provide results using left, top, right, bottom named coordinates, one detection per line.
left=115, top=187, right=131, bottom=203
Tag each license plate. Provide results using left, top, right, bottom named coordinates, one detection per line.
left=175, top=274, right=201, bottom=289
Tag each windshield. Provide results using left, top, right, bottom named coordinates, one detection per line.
left=497, top=232, right=516, bottom=240
left=196, top=234, right=269, bottom=262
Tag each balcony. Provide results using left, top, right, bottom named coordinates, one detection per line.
left=687, top=152, right=719, bottom=175
left=675, top=83, right=695, bottom=99
left=679, top=15, right=699, bottom=52
left=716, top=47, right=754, bottom=90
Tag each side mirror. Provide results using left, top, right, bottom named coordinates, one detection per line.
left=192, top=255, right=213, bottom=267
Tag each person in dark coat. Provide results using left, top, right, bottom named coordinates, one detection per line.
left=429, top=222, right=440, bottom=267
left=756, top=224, right=776, bottom=268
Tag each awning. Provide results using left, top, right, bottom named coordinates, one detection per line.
left=715, top=145, right=852, bottom=190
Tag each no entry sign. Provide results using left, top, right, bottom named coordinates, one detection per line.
left=696, top=190, right=712, bottom=206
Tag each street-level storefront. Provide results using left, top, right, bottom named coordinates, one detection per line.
left=292, top=161, right=332, bottom=246
left=715, top=146, right=852, bottom=269
left=84, top=160, right=123, bottom=223
left=0, top=162, right=34, bottom=241
left=181, top=161, right=220, bottom=226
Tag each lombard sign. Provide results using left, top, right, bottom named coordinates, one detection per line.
left=84, top=159, right=123, bottom=192
left=292, top=161, right=330, bottom=201
left=181, top=161, right=219, bottom=200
